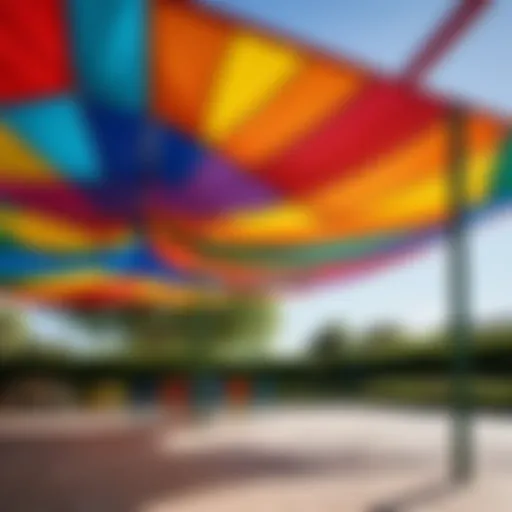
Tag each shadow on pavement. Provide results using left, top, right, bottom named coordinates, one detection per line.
left=0, top=422, right=440, bottom=512
left=368, top=480, right=457, bottom=512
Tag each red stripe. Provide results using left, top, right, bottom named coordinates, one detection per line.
left=259, top=80, right=444, bottom=196
left=0, top=182, right=121, bottom=229
left=0, top=0, right=71, bottom=102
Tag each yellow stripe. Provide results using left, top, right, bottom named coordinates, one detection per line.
left=0, top=126, right=55, bottom=181
left=207, top=202, right=318, bottom=242
left=24, top=271, right=107, bottom=292
left=0, top=209, right=130, bottom=251
left=202, top=31, right=302, bottom=144
left=356, top=149, right=499, bottom=228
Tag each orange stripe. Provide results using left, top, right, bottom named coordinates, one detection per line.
left=153, top=236, right=277, bottom=285
left=17, top=274, right=204, bottom=305
left=308, top=113, right=505, bottom=219
left=152, top=2, right=232, bottom=134
left=224, top=57, right=363, bottom=167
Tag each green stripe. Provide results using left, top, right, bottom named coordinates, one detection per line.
left=195, top=232, right=407, bottom=268
left=491, top=133, right=512, bottom=200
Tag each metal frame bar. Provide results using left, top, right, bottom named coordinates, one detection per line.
left=448, top=107, right=473, bottom=483
left=404, top=0, right=489, bottom=81
left=404, top=0, right=489, bottom=483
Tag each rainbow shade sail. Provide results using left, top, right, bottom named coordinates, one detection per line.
left=1, top=0, right=511, bottom=307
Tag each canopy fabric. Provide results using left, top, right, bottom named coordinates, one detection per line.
left=0, top=0, right=511, bottom=306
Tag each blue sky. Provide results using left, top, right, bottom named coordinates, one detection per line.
left=204, top=0, right=512, bottom=353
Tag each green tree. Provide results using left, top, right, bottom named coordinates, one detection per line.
left=476, top=318, right=512, bottom=346
left=361, top=322, right=407, bottom=351
left=0, top=307, right=30, bottom=359
left=308, top=323, right=350, bottom=362
left=68, top=296, right=276, bottom=362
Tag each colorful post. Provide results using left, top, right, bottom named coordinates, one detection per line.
left=227, top=376, right=251, bottom=413
left=160, top=377, right=190, bottom=423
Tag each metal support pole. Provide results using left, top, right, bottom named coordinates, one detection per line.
left=448, top=107, right=473, bottom=483
left=404, top=0, right=489, bottom=82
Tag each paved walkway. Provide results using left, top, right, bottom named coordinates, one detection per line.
left=150, top=406, right=512, bottom=512
left=1, top=406, right=511, bottom=511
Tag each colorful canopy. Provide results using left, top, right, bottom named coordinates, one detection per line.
left=1, top=0, right=511, bottom=308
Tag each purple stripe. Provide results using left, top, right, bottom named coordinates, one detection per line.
left=153, top=155, right=277, bottom=216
